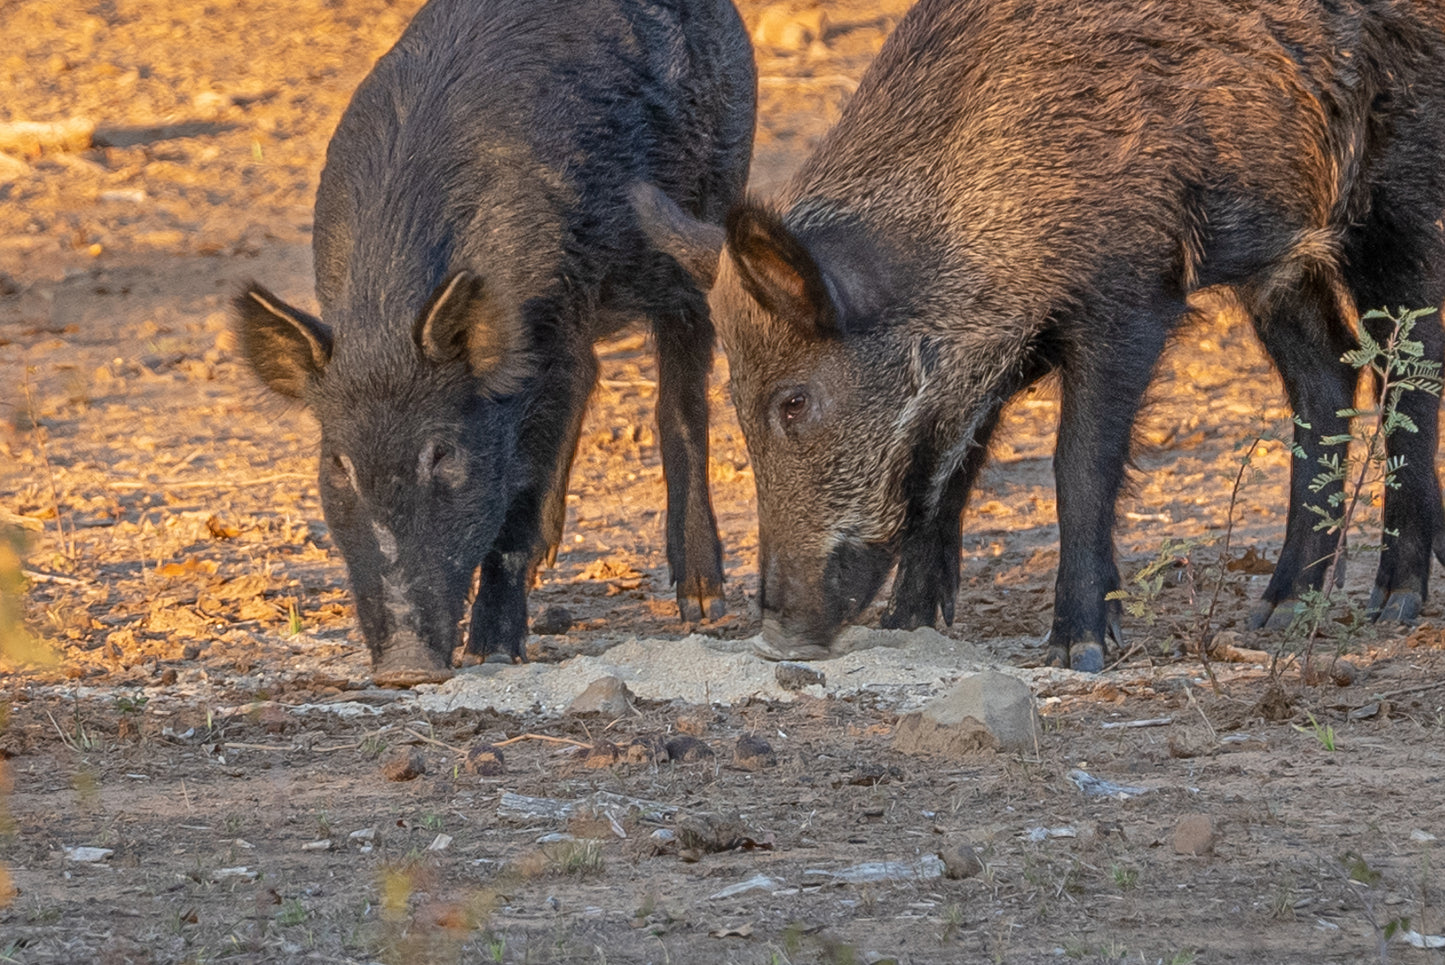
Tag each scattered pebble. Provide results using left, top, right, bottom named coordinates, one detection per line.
left=893, top=670, right=1038, bottom=756
left=258, top=703, right=289, bottom=734
left=676, top=811, right=748, bottom=854
left=210, top=867, right=257, bottom=881
left=774, top=661, right=825, bottom=691
left=621, top=735, right=668, bottom=764
left=732, top=735, right=777, bottom=770
left=665, top=735, right=714, bottom=763
left=939, top=842, right=984, bottom=880
left=1173, top=814, right=1216, bottom=855
left=676, top=711, right=710, bottom=736
left=463, top=741, right=505, bottom=776
left=582, top=740, right=621, bottom=768
left=427, top=833, right=452, bottom=852
left=0, top=116, right=95, bottom=154
left=567, top=675, right=634, bottom=717
left=1167, top=732, right=1215, bottom=759
left=1254, top=683, right=1294, bottom=721
left=532, top=604, right=574, bottom=636
left=300, top=839, right=332, bottom=852
left=708, top=873, right=781, bottom=900
left=1331, top=659, right=1360, bottom=686
left=63, top=846, right=113, bottom=863
left=98, top=188, right=147, bottom=204
left=381, top=748, right=426, bottom=782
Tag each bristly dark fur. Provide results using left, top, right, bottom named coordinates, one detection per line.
left=234, top=0, right=755, bottom=671
left=673, top=0, right=1445, bottom=670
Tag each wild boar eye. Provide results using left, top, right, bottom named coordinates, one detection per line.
left=780, top=391, right=808, bottom=423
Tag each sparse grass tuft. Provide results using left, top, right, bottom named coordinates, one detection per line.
left=1294, top=713, right=1337, bottom=751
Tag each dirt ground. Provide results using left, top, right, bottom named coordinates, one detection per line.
left=2, top=1, right=1444, bottom=962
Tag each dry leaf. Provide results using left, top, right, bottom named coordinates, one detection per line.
left=206, top=514, right=241, bottom=539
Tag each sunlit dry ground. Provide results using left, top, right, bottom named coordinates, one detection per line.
left=2, top=1, right=1444, bottom=962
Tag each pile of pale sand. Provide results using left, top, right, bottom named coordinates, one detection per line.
left=413, top=627, right=1079, bottom=716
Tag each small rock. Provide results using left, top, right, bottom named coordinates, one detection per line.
left=1207, top=629, right=1242, bottom=652
left=348, top=827, right=376, bottom=843
left=1254, top=683, right=1294, bottom=722
left=1331, top=658, right=1360, bottom=686
left=939, top=842, right=984, bottom=880
left=567, top=676, right=634, bottom=717
left=676, top=711, right=710, bottom=736
left=532, top=604, right=573, bottom=636
left=63, top=846, right=113, bottom=863
left=893, top=671, right=1038, bottom=756
left=258, top=703, right=289, bottom=735
left=775, top=661, right=825, bottom=691
left=463, top=741, right=505, bottom=776
left=676, top=811, right=748, bottom=854
left=1167, top=732, right=1215, bottom=759
left=300, top=839, right=332, bottom=852
left=708, top=873, right=780, bottom=900
left=211, top=866, right=257, bottom=881
left=733, top=736, right=777, bottom=770
left=1173, top=814, right=1215, bottom=855
left=426, top=833, right=452, bottom=852
left=622, top=735, right=669, bottom=764
left=582, top=740, right=621, bottom=768
left=665, top=735, right=714, bottom=763
left=181, top=643, right=203, bottom=661
left=381, top=748, right=426, bottom=782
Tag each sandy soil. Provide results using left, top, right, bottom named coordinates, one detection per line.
left=2, top=1, right=1444, bottom=962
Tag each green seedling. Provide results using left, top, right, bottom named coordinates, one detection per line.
left=1294, top=713, right=1337, bottom=751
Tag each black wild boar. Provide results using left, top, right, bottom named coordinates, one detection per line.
left=234, top=0, right=755, bottom=679
left=638, top=0, right=1445, bottom=671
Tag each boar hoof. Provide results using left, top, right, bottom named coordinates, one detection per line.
left=455, top=650, right=523, bottom=668
left=1069, top=641, right=1105, bottom=673
left=371, top=640, right=453, bottom=688
left=750, top=635, right=832, bottom=662
left=1368, top=587, right=1421, bottom=624
left=678, top=591, right=727, bottom=624
left=372, top=665, right=454, bottom=688
left=1044, top=639, right=1104, bottom=673
left=1246, top=598, right=1300, bottom=631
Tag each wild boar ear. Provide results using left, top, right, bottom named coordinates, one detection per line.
left=725, top=204, right=839, bottom=335
left=629, top=182, right=726, bottom=289
left=233, top=283, right=333, bottom=399
left=415, top=272, right=530, bottom=395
